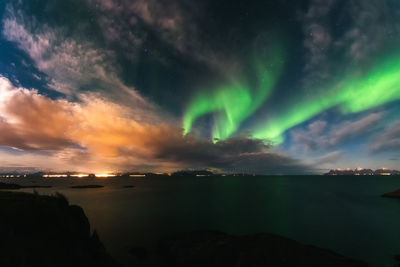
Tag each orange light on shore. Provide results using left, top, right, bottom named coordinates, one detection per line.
left=43, top=174, right=68, bottom=178
left=70, top=174, right=89, bottom=178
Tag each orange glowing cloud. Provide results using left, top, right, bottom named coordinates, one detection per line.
left=0, top=76, right=180, bottom=160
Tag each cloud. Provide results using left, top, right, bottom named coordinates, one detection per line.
left=2, top=5, right=151, bottom=110
left=87, top=0, right=229, bottom=70
left=0, top=166, right=41, bottom=174
left=0, top=77, right=76, bottom=150
left=0, top=75, right=170, bottom=154
left=0, top=76, right=310, bottom=173
left=370, top=120, right=400, bottom=153
left=300, top=0, right=400, bottom=90
left=329, top=112, right=382, bottom=145
left=315, top=151, right=343, bottom=165
left=300, top=0, right=336, bottom=87
left=88, top=0, right=199, bottom=56
left=291, top=113, right=382, bottom=152
left=335, top=0, right=399, bottom=62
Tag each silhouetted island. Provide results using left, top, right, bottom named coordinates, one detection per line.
left=70, top=185, right=104, bottom=189
left=382, top=189, right=400, bottom=199
left=156, top=230, right=367, bottom=267
left=0, top=182, right=52, bottom=189
left=0, top=191, right=117, bottom=267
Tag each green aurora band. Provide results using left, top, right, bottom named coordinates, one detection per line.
left=183, top=42, right=285, bottom=140
left=253, top=53, right=400, bottom=144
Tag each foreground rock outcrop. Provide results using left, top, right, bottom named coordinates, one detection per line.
left=157, top=230, right=367, bottom=267
left=0, top=191, right=118, bottom=267
left=382, top=189, right=400, bottom=199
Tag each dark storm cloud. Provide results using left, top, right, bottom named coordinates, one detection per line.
left=150, top=137, right=313, bottom=174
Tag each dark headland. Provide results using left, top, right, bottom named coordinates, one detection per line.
left=0, top=191, right=117, bottom=267
left=381, top=189, right=400, bottom=199
left=0, top=182, right=52, bottom=189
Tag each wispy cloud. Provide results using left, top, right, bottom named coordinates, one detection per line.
left=291, top=113, right=383, bottom=152
left=299, top=0, right=336, bottom=87
left=300, top=0, right=400, bottom=89
left=315, top=151, right=343, bottom=165
left=370, top=120, right=400, bottom=153
left=335, top=0, right=399, bottom=62
left=2, top=5, right=151, bottom=110
left=89, top=0, right=198, bottom=56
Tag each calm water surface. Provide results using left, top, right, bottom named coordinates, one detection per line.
left=1, top=175, right=400, bottom=266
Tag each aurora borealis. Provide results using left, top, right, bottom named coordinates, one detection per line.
left=1, top=0, right=400, bottom=173
left=184, top=39, right=285, bottom=141
left=254, top=52, right=400, bottom=144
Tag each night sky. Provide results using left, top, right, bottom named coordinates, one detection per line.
left=1, top=0, right=400, bottom=174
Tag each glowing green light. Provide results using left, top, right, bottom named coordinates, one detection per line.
left=183, top=40, right=285, bottom=140
left=254, top=53, right=400, bottom=143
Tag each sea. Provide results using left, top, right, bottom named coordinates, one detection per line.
left=1, top=175, right=399, bottom=267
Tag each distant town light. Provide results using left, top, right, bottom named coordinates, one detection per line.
left=70, top=174, right=89, bottom=178
left=43, top=174, right=68, bottom=178
left=95, top=174, right=116, bottom=178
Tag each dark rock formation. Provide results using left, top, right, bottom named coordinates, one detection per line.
left=0, top=191, right=118, bottom=267
left=157, top=230, right=367, bottom=267
left=382, top=189, right=400, bottom=199
left=70, top=185, right=104, bottom=189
